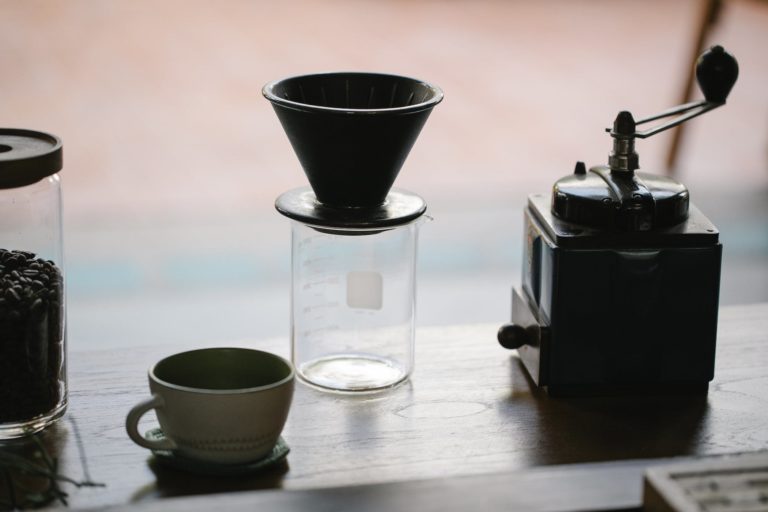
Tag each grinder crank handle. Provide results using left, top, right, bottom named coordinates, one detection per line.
left=696, top=45, right=739, bottom=104
left=622, top=45, right=739, bottom=139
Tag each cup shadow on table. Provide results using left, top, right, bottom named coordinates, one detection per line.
left=129, top=457, right=289, bottom=503
left=503, top=355, right=711, bottom=467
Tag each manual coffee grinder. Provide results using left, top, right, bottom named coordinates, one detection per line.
left=498, top=46, right=739, bottom=396
left=263, top=73, right=443, bottom=392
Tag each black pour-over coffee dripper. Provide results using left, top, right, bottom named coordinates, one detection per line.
left=264, top=73, right=443, bottom=392
left=264, top=73, right=443, bottom=229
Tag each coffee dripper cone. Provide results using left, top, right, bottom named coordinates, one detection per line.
left=263, top=72, right=443, bottom=209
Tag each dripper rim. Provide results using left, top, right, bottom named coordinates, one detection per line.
left=275, top=186, right=427, bottom=229
left=262, top=71, right=444, bottom=115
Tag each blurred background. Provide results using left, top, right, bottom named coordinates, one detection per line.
left=1, top=0, right=766, bottom=349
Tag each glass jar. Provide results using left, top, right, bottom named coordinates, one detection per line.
left=0, top=128, right=66, bottom=439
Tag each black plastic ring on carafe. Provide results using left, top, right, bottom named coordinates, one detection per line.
left=275, top=187, right=426, bottom=231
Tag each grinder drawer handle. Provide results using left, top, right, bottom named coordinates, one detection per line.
left=497, top=323, right=530, bottom=350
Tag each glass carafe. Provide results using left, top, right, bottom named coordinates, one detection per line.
left=290, top=219, right=422, bottom=392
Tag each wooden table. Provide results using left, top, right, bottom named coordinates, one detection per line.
left=3, top=303, right=768, bottom=510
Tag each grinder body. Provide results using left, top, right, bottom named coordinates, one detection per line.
left=510, top=193, right=721, bottom=396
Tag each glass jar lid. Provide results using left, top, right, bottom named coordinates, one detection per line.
left=0, top=128, right=62, bottom=189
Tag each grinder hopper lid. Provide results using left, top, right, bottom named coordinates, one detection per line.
left=552, top=45, right=738, bottom=232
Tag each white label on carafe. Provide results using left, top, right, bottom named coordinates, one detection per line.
left=346, top=271, right=383, bottom=310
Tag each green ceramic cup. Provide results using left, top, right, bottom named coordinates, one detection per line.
left=126, top=347, right=294, bottom=464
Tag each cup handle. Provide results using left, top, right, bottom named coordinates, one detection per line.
left=125, top=394, right=177, bottom=450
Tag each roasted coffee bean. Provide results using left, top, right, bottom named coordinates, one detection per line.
left=5, top=287, right=20, bottom=302
left=29, top=298, right=44, bottom=313
left=0, top=248, right=64, bottom=424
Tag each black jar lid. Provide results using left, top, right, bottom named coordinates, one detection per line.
left=0, top=128, right=63, bottom=189
left=276, top=186, right=426, bottom=230
left=552, top=163, right=689, bottom=232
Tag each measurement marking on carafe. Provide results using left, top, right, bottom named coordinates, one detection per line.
left=302, top=276, right=340, bottom=290
left=302, top=256, right=333, bottom=266
left=303, top=302, right=339, bottom=314
left=301, top=325, right=340, bottom=337
left=302, top=256, right=333, bottom=267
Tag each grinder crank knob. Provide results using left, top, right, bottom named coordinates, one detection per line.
left=497, top=323, right=529, bottom=350
left=696, top=45, right=739, bottom=104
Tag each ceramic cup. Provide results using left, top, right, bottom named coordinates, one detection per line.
left=126, top=347, right=294, bottom=464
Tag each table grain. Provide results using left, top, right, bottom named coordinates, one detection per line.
left=4, top=303, right=768, bottom=510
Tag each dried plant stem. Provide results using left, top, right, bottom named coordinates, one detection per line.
left=0, top=430, right=104, bottom=510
